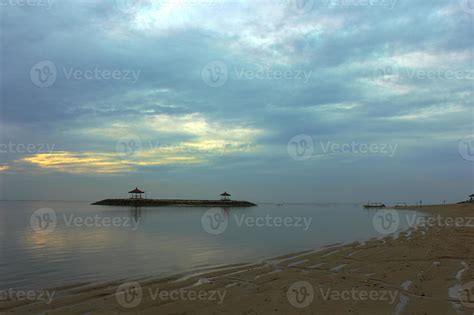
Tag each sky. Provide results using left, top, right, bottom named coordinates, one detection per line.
left=0, top=0, right=473, bottom=203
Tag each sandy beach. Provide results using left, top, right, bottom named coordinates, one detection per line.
left=1, top=203, right=473, bottom=314
left=3, top=0, right=471, bottom=313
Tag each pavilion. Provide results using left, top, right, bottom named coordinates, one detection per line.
left=129, top=187, right=145, bottom=199
left=470, top=194, right=474, bottom=202
left=220, top=192, right=231, bottom=201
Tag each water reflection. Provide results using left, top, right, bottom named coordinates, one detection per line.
left=0, top=201, right=422, bottom=290
left=130, top=206, right=143, bottom=224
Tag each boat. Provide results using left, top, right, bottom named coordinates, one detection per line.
left=363, top=202, right=386, bottom=209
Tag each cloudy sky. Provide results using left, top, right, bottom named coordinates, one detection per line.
left=0, top=0, right=473, bottom=203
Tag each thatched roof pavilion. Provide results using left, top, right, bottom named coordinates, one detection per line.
left=220, top=192, right=231, bottom=201
left=129, top=187, right=145, bottom=199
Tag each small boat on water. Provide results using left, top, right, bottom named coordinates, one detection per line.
left=363, top=202, right=386, bottom=209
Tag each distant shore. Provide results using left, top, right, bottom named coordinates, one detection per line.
left=2, top=203, right=473, bottom=314
left=91, top=199, right=258, bottom=207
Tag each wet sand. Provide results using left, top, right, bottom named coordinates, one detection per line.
left=1, top=203, right=473, bottom=314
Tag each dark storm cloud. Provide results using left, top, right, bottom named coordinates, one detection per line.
left=0, top=0, right=472, bottom=201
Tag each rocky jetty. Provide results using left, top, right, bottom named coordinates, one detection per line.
left=91, top=199, right=257, bottom=207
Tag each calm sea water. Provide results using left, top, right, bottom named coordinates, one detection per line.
left=0, top=201, right=421, bottom=290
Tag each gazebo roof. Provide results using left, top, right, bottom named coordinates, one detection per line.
left=470, top=194, right=474, bottom=197
left=220, top=192, right=231, bottom=196
left=129, top=187, right=144, bottom=194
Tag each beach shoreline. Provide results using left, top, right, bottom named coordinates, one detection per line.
left=1, top=203, right=473, bottom=314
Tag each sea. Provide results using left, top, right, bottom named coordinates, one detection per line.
left=0, top=201, right=423, bottom=290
